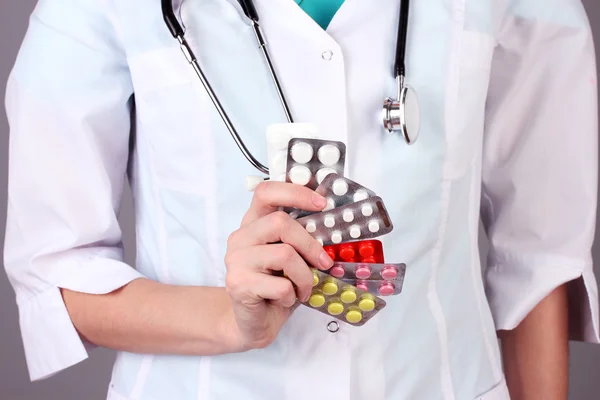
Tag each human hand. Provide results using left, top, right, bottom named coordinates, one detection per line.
left=224, top=181, right=334, bottom=349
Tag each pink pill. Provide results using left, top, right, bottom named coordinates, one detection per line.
left=381, top=266, right=398, bottom=280
left=378, top=282, right=396, bottom=296
left=356, top=281, right=369, bottom=292
left=355, top=266, right=372, bottom=280
left=329, top=266, right=345, bottom=278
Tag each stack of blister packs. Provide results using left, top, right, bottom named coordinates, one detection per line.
left=270, top=132, right=406, bottom=327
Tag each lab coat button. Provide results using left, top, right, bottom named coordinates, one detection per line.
left=321, top=50, right=333, bottom=61
left=327, top=321, right=340, bottom=333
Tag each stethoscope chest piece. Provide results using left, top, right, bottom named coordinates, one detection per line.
left=383, top=82, right=420, bottom=145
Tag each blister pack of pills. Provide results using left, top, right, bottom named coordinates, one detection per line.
left=288, top=173, right=377, bottom=219
left=301, top=268, right=387, bottom=326
left=317, top=173, right=376, bottom=210
left=324, top=240, right=384, bottom=264
left=266, top=123, right=318, bottom=183
left=286, top=138, right=346, bottom=190
left=297, top=197, right=393, bottom=246
left=339, top=276, right=406, bottom=297
left=328, top=261, right=406, bottom=282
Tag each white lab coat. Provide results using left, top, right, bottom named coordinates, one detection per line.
left=4, top=0, right=599, bottom=399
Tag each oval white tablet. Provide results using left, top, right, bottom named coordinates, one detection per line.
left=368, top=220, right=380, bottom=233
left=317, top=145, right=341, bottom=166
left=332, top=179, right=348, bottom=196
left=353, top=189, right=369, bottom=202
left=324, top=198, right=336, bottom=211
left=349, top=225, right=361, bottom=239
left=316, top=237, right=324, bottom=245
left=306, top=221, right=317, bottom=233
left=316, top=168, right=336, bottom=184
left=290, top=142, right=314, bottom=164
left=289, top=165, right=312, bottom=186
left=324, top=215, right=335, bottom=228
left=361, top=204, right=373, bottom=217
left=343, top=209, right=354, bottom=222
left=331, top=231, right=342, bottom=244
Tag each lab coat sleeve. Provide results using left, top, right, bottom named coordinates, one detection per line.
left=4, top=0, right=144, bottom=380
left=481, top=1, right=599, bottom=342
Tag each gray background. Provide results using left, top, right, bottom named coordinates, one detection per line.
left=1, top=1, right=599, bottom=399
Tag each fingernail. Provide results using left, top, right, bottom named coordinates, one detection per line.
left=319, top=251, right=334, bottom=270
left=312, top=194, right=327, bottom=209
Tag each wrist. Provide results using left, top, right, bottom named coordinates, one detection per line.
left=217, top=300, right=250, bottom=354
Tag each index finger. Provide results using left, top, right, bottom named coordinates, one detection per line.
left=241, top=181, right=327, bottom=227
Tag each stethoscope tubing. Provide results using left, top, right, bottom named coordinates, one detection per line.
left=161, top=0, right=413, bottom=175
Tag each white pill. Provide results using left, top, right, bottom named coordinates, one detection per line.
left=289, top=165, right=312, bottom=186
left=368, top=220, right=380, bottom=233
left=350, top=225, right=361, bottom=239
left=332, top=179, right=348, bottom=196
left=343, top=209, right=354, bottom=222
left=289, top=211, right=300, bottom=219
left=306, top=221, right=317, bottom=233
left=331, top=231, right=342, bottom=244
left=316, top=168, right=336, bottom=184
left=361, top=204, right=374, bottom=217
left=324, top=215, right=335, bottom=228
left=290, top=142, right=314, bottom=164
left=324, top=198, right=336, bottom=211
left=353, top=189, right=369, bottom=202
left=318, top=145, right=341, bottom=166
left=316, top=237, right=324, bottom=245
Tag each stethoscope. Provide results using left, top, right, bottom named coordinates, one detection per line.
left=162, top=0, right=419, bottom=176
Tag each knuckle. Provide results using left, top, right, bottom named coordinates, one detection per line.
left=306, top=238, right=321, bottom=257
left=225, top=272, right=241, bottom=294
left=253, top=181, right=271, bottom=204
left=271, top=211, right=290, bottom=232
left=224, top=250, right=237, bottom=270
left=277, top=244, right=296, bottom=264
left=277, top=281, right=295, bottom=300
left=226, top=230, right=240, bottom=249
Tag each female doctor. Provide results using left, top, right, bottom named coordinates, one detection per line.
left=4, top=0, right=599, bottom=399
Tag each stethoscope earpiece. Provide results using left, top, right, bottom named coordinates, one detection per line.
left=382, top=77, right=420, bottom=145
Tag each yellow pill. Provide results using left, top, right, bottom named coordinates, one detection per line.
left=312, top=271, right=319, bottom=287
left=309, top=294, right=326, bottom=308
left=346, top=309, right=363, bottom=324
left=359, top=297, right=376, bottom=312
left=327, top=301, right=344, bottom=315
left=340, top=289, right=357, bottom=304
left=322, top=281, right=339, bottom=296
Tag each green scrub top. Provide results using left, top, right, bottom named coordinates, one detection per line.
left=295, top=0, right=346, bottom=30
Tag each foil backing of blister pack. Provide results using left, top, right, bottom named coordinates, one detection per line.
left=285, top=138, right=346, bottom=190
left=339, top=276, right=406, bottom=296
left=297, top=196, right=393, bottom=246
left=266, top=123, right=318, bottom=183
left=328, top=261, right=406, bottom=282
left=300, top=268, right=387, bottom=326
